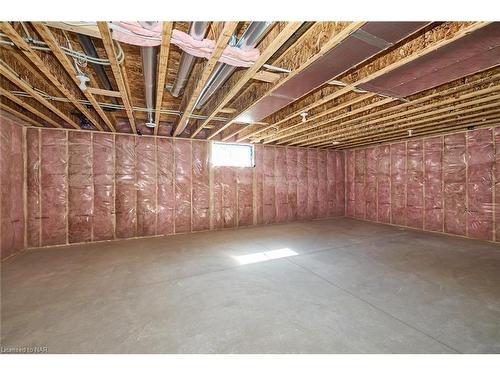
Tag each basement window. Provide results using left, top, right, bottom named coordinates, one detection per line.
left=211, top=142, right=254, bottom=168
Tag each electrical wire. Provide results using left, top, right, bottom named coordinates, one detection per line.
left=0, top=32, right=124, bottom=65
left=7, top=89, right=230, bottom=122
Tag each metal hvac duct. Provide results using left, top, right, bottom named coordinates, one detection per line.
left=77, top=34, right=118, bottom=106
left=140, top=45, right=158, bottom=126
left=194, top=21, right=273, bottom=110
left=170, top=21, right=210, bottom=97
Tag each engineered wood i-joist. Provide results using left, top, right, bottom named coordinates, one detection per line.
left=0, top=62, right=79, bottom=128
left=0, top=87, right=62, bottom=128
left=32, top=22, right=114, bottom=132
left=0, top=22, right=102, bottom=130
left=0, top=102, right=43, bottom=127
left=190, top=22, right=304, bottom=138
left=173, top=21, right=239, bottom=137
left=282, top=71, right=500, bottom=146
left=97, top=22, right=137, bottom=134
left=307, top=86, right=500, bottom=147
left=154, top=22, right=173, bottom=135
left=207, top=21, right=367, bottom=140
left=326, top=106, right=500, bottom=149
left=248, top=21, right=492, bottom=145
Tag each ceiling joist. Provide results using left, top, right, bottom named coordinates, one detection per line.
left=32, top=22, right=115, bottom=132
left=173, top=21, right=239, bottom=137
left=0, top=21, right=103, bottom=131
left=97, top=21, right=137, bottom=133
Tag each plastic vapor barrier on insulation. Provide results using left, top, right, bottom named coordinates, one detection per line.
left=2, top=127, right=345, bottom=255
left=0, top=117, right=25, bottom=259
left=346, top=126, right=500, bottom=243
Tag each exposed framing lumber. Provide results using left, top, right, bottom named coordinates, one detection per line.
left=324, top=105, right=500, bottom=149
left=0, top=86, right=62, bottom=128
left=315, top=98, right=500, bottom=149
left=260, top=92, right=376, bottom=143
left=303, top=84, right=500, bottom=147
left=0, top=22, right=104, bottom=131
left=190, top=22, right=304, bottom=138
left=280, top=70, right=500, bottom=146
left=154, top=22, right=173, bottom=136
left=0, top=61, right=80, bottom=128
left=32, top=22, right=114, bottom=132
left=207, top=21, right=367, bottom=140
left=174, top=21, right=239, bottom=137
left=248, top=21, right=492, bottom=145
left=0, top=102, right=43, bottom=127
left=253, top=70, right=281, bottom=83
left=97, top=22, right=137, bottom=134
left=87, top=87, right=121, bottom=98
left=43, top=22, right=101, bottom=39
left=335, top=115, right=500, bottom=150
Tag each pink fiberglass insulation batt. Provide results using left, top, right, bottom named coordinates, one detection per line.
left=0, top=119, right=24, bottom=258
left=41, top=130, right=68, bottom=246
left=365, top=147, right=378, bottom=222
left=26, top=128, right=40, bottom=248
left=6, top=126, right=347, bottom=257
left=92, top=133, right=115, bottom=241
left=68, top=131, right=92, bottom=243
left=346, top=126, right=500, bottom=242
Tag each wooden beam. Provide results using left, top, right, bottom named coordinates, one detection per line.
left=280, top=71, right=500, bottom=146
left=0, top=102, right=44, bottom=127
left=310, top=94, right=500, bottom=147
left=86, top=87, right=122, bottom=98
left=0, top=62, right=80, bottom=128
left=97, top=21, right=137, bottom=133
left=190, top=22, right=303, bottom=139
left=0, top=22, right=103, bottom=131
left=243, top=21, right=492, bottom=144
left=333, top=113, right=500, bottom=150
left=154, top=22, right=173, bottom=136
left=253, top=70, right=281, bottom=83
left=174, top=21, right=239, bottom=137
left=32, top=22, right=114, bottom=132
left=208, top=21, right=366, bottom=140
left=43, top=22, right=101, bottom=39
left=0, top=87, right=62, bottom=128
left=260, top=93, right=375, bottom=143
left=300, top=83, right=500, bottom=146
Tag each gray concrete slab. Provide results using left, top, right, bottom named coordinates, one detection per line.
left=1, top=218, right=499, bottom=353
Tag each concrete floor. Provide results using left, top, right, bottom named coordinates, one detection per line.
left=1, top=218, right=500, bottom=353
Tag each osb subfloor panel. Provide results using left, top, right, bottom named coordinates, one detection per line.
left=1, top=218, right=500, bottom=353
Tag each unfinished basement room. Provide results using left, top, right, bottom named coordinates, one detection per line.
left=1, top=12, right=500, bottom=361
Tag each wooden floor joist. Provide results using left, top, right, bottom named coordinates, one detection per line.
left=173, top=21, right=239, bottom=137
left=0, top=22, right=103, bottom=131
left=97, top=22, right=137, bottom=134
left=322, top=104, right=500, bottom=149
left=280, top=71, right=500, bottom=146
left=154, top=22, right=173, bottom=135
left=302, top=84, right=500, bottom=147
left=0, top=87, right=62, bottom=128
left=249, top=21, right=492, bottom=145
left=333, top=114, right=500, bottom=150
left=0, top=102, right=44, bottom=127
left=190, top=22, right=303, bottom=138
left=207, top=21, right=367, bottom=141
left=0, top=62, right=80, bottom=128
left=32, top=22, right=114, bottom=132
left=314, top=103, right=500, bottom=147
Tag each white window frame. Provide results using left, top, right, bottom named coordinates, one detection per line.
left=210, top=141, right=255, bottom=168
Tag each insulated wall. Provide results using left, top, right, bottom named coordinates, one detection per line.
left=345, top=126, right=500, bottom=242
left=0, top=115, right=25, bottom=259
left=15, top=127, right=345, bottom=252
